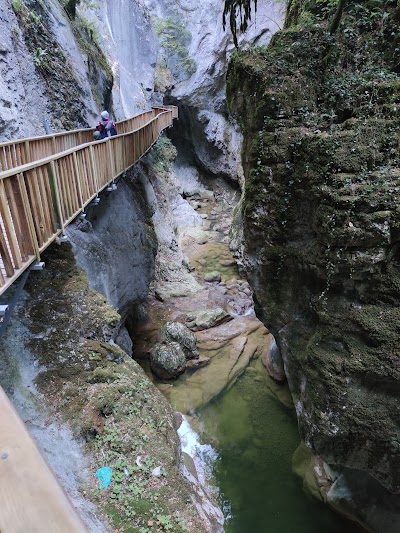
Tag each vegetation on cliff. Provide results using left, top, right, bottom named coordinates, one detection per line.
left=226, top=0, right=400, bottom=524
left=20, top=243, right=206, bottom=532
left=11, top=0, right=113, bottom=129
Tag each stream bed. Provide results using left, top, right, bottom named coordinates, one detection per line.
left=135, top=170, right=365, bottom=533
left=198, top=360, right=364, bottom=533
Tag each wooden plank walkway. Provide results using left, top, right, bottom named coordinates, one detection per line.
left=0, top=105, right=178, bottom=298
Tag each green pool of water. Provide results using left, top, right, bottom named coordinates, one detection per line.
left=199, top=363, right=363, bottom=533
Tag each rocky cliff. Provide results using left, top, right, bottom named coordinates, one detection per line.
left=227, top=1, right=400, bottom=530
left=81, top=0, right=284, bottom=180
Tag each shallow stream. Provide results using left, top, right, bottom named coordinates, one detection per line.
left=198, top=359, right=363, bottom=533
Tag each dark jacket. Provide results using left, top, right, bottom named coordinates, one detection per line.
left=96, top=119, right=117, bottom=139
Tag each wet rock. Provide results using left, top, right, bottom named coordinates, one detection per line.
left=68, top=180, right=156, bottom=312
left=326, top=469, right=400, bottom=533
left=261, top=336, right=286, bottom=382
left=186, top=355, right=211, bottom=370
left=220, top=259, right=236, bottom=267
left=164, top=318, right=269, bottom=412
left=204, top=271, right=221, bottom=282
left=154, top=277, right=202, bottom=300
left=202, top=191, right=215, bottom=201
left=185, top=307, right=231, bottom=331
left=173, top=411, right=183, bottom=430
left=160, top=322, right=199, bottom=359
left=77, top=219, right=92, bottom=233
left=150, top=342, right=186, bottom=379
left=115, top=326, right=133, bottom=357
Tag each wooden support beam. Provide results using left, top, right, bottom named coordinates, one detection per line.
left=49, top=161, right=64, bottom=232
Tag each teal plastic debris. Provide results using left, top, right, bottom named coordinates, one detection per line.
left=96, top=467, right=112, bottom=489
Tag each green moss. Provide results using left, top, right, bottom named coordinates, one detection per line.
left=22, top=243, right=205, bottom=531
left=153, top=16, right=196, bottom=76
left=148, top=135, right=178, bottom=177
left=226, top=0, right=400, bottom=496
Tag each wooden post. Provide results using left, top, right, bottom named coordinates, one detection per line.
left=49, top=161, right=65, bottom=233
left=107, top=138, right=116, bottom=180
left=89, top=145, right=100, bottom=193
left=72, top=152, right=84, bottom=209
left=25, top=140, right=31, bottom=165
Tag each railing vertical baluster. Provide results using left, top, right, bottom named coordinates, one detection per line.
left=108, top=139, right=116, bottom=180
left=36, top=166, right=52, bottom=240
left=0, top=212, right=16, bottom=276
left=5, top=178, right=34, bottom=259
left=49, top=161, right=65, bottom=233
left=25, top=169, right=45, bottom=248
left=73, top=152, right=84, bottom=209
left=24, top=140, right=31, bottom=165
left=0, top=180, right=22, bottom=269
left=89, top=145, right=100, bottom=193
left=17, top=173, right=40, bottom=261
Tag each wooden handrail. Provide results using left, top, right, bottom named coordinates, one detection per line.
left=0, top=106, right=177, bottom=296
left=0, top=386, right=88, bottom=532
left=0, top=106, right=178, bottom=172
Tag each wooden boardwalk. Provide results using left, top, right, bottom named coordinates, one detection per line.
left=0, top=105, right=178, bottom=531
left=0, top=106, right=178, bottom=298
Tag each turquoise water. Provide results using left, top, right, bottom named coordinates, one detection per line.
left=199, top=363, right=364, bottom=533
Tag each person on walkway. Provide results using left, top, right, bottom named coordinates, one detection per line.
left=95, top=110, right=117, bottom=139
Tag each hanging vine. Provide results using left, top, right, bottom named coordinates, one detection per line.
left=222, top=0, right=258, bottom=47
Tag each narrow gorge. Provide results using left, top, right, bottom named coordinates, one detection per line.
left=0, top=0, right=399, bottom=532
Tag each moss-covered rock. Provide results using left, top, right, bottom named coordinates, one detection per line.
left=18, top=243, right=207, bottom=532
left=226, top=0, right=400, bottom=511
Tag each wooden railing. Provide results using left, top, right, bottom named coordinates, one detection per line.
left=0, top=105, right=178, bottom=297
left=0, top=106, right=178, bottom=172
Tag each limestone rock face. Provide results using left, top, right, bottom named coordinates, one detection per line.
left=227, top=5, right=400, bottom=529
left=0, top=0, right=104, bottom=141
left=67, top=175, right=156, bottom=315
left=86, top=0, right=284, bottom=179
left=150, top=341, right=186, bottom=379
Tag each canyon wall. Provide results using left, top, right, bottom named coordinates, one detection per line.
left=227, top=2, right=400, bottom=530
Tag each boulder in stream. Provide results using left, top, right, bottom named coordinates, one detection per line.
left=160, top=321, right=199, bottom=359
left=185, top=307, right=232, bottom=331
left=150, top=342, right=186, bottom=379
left=204, top=271, right=222, bottom=282
left=261, top=336, right=286, bottom=383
